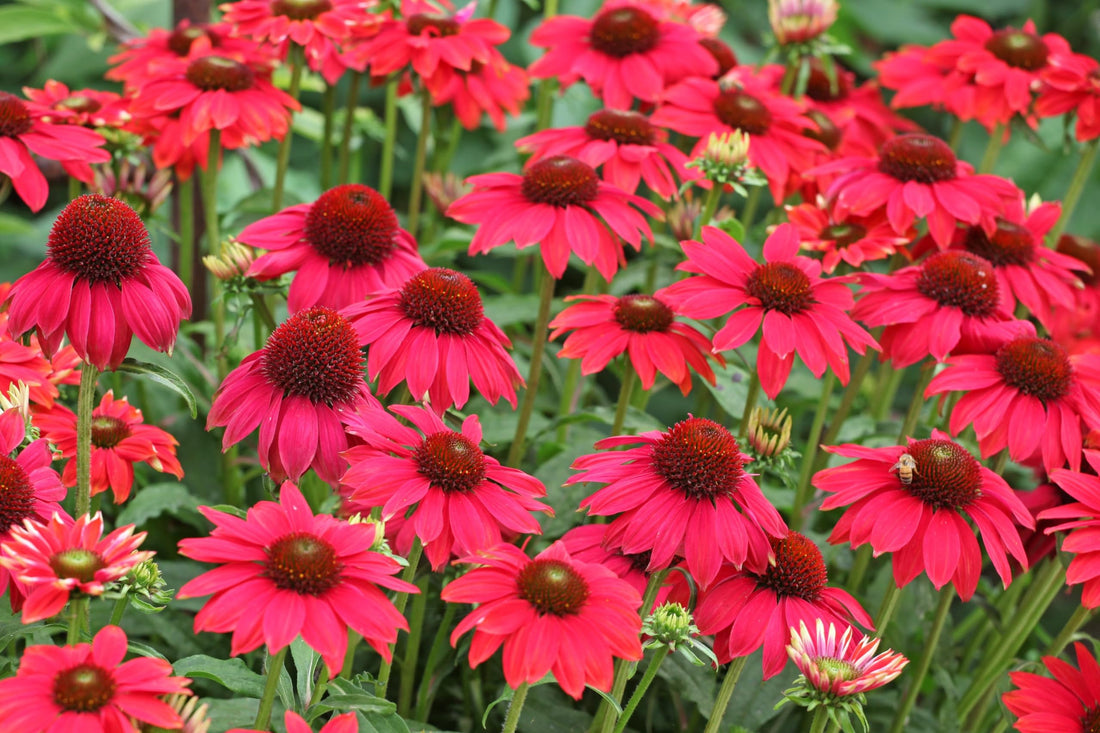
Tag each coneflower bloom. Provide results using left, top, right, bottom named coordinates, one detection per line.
left=237, top=184, right=426, bottom=313
left=22, top=80, right=130, bottom=129
left=1037, top=52, right=1100, bottom=141
left=529, top=1, right=717, bottom=109
left=5, top=195, right=192, bottom=371
left=548, top=290, right=722, bottom=395
left=662, top=224, right=879, bottom=400
left=875, top=45, right=950, bottom=114
left=340, top=404, right=551, bottom=570
left=517, top=108, right=694, bottom=198
left=0, top=625, right=191, bottom=732
left=569, top=416, right=788, bottom=588
left=1038, top=451, right=1100, bottom=607
left=672, top=531, right=873, bottom=679
left=653, top=67, right=825, bottom=201
left=785, top=201, right=911, bottom=273
left=0, top=512, right=152, bottom=624
left=787, top=619, right=908, bottom=696
left=1004, top=642, right=1100, bottom=732
left=33, top=390, right=183, bottom=504
left=342, top=267, right=522, bottom=411
left=424, top=48, right=530, bottom=132
left=815, top=430, right=1035, bottom=601
left=447, top=155, right=660, bottom=281
left=560, top=524, right=666, bottom=603
left=207, top=306, right=376, bottom=484
left=442, top=540, right=643, bottom=699
left=178, top=482, right=416, bottom=676
left=809, top=133, right=1021, bottom=248
left=107, top=19, right=260, bottom=91
left=926, top=325, right=1100, bottom=473
left=0, top=90, right=109, bottom=212
left=851, top=251, right=1025, bottom=368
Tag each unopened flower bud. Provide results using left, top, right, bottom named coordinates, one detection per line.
left=768, top=0, right=838, bottom=45
left=93, top=154, right=172, bottom=217
left=704, top=130, right=750, bottom=169
left=425, top=171, right=472, bottom=216
left=349, top=513, right=389, bottom=553
left=687, top=131, right=766, bottom=191
left=149, top=693, right=210, bottom=733
left=202, top=240, right=255, bottom=281
left=667, top=193, right=734, bottom=241
left=128, top=559, right=163, bottom=591
left=643, top=602, right=697, bottom=649
left=747, top=406, right=793, bottom=458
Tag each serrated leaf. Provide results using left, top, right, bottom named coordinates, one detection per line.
left=115, top=358, right=198, bottom=418
left=116, top=483, right=203, bottom=529
left=174, top=655, right=266, bottom=698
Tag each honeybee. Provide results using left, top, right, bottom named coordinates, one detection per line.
left=891, top=454, right=918, bottom=484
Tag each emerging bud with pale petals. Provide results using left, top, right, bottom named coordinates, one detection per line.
left=768, top=0, right=839, bottom=45
left=747, top=405, right=793, bottom=458
left=424, top=171, right=473, bottom=215
left=203, top=240, right=256, bottom=282
left=688, top=130, right=767, bottom=192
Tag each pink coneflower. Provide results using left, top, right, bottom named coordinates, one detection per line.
left=442, top=540, right=643, bottom=700
left=815, top=430, right=1035, bottom=601
left=809, top=133, right=1021, bottom=248
left=662, top=224, right=879, bottom=399
left=340, top=404, right=551, bottom=570
left=517, top=108, right=694, bottom=198
left=0, top=625, right=190, bottom=732
left=653, top=66, right=826, bottom=201
left=424, top=48, right=529, bottom=132
left=0, top=512, right=152, bottom=624
left=787, top=619, right=908, bottom=696
left=220, top=0, right=376, bottom=84
left=207, top=306, right=376, bottom=484
left=178, top=482, right=416, bottom=676
left=548, top=290, right=722, bottom=395
left=875, top=45, right=950, bottom=113
left=1004, top=642, right=1100, bottom=732
left=237, top=184, right=426, bottom=313
left=22, top=80, right=130, bottom=129
left=851, top=250, right=1025, bottom=368
left=529, top=1, right=717, bottom=109
left=447, top=155, right=660, bottom=281
left=5, top=195, right=192, bottom=371
left=1037, top=52, right=1100, bottom=141
left=672, top=531, right=872, bottom=679
left=785, top=200, right=911, bottom=273
left=569, top=416, right=787, bottom=588
left=1038, top=450, right=1100, bottom=607
left=926, top=326, right=1100, bottom=473
left=0, top=90, right=109, bottom=212
left=107, top=19, right=260, bottom=91
left=33, top=390, right=183, bottom=504
left=342, top=267, right=522, bottom=411
left=560, top=524, right=668, bottom=604
left=231, top=710, right=359, bottom=733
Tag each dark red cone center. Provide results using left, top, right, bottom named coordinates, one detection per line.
left=820, top=222, right=867, bottom=248
left=804, top=59, right=851, bottom=102
left=399, top=267, right=484, bottom=336
left=91, top=415, right=131, bottom=449
left=415, top=431, right=486, bottom=493
left=963, top=221, right=1035, bottom=267
left=48, top=194, right=151, bottom=284
left=185, top=55, right=255, bottom=92
left=984, top=29, right=1050, bottom=71
left=804, top=109, right=841, bottom=150
left=904, top=439, right=983, bottom=510
left=521, top=156, right=600, bottom=207
left=589, top=6, right=660, bottom=57
left=265, top=531, right=342, bottom=595
left=1083, top=707, right=1100, bottom=733
left=995, top=336, right=1073, bottom=403
left=878, top=134, right=957, bottom=183
left=518, top=558, right=589, bottom=616
left=916, top=251, right=999, bottom=317
left=1057, top=235, right=1100, bottom=287
left=305, top=184, right=399, bottom=268
left=651, top=417, right=746, bottom=500
left=0, top=455, right=36, bottom=533
left=0, top=92, right=33, bottom=138
left=406, top=13, right=460, bottom=37
left=699, top=37, right=737, bottom=78
left=260, top=307, right=364, bottom=406
left=57, top=96, right=101, bottom=115
left=584, top=109, right=656, bottom=146
left=756, top=531, right=827, bottom=601
left=168, top=25, right=216, bottom=56
left=746, top=262, right=815, bottom=315
left=53, top=664, right=116, bottom=712
left=613, top=294, right=674, bottom=333
left=271, top=0, right=333, bottom=21
left=713, top=89, right=772, bottom=135
left=49, top=548, right=106, bottom=583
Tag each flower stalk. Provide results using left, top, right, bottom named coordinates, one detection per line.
left=501, top=682, right=529, bottom=733
left=407, top=90, right=433, bottom=238
left=506, top=269, right=556, bottom=467
left=272, top=46, right=304, bottom=212
left=1048, top=138, right=1099, bottom=246
left=704, top=656, right=748, bottom=733
left=254, top=646, right=288, bottom=730
left=75, top=363, right=100, bottom=516
left=338, top=71, right=362, bottom=185
left=376, top=539, right=423, bottom=699
left=887, top=586, right=954, bottom=733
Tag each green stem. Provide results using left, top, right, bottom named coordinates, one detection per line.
left=978, top=123, right=1005, bottom=174
left=738, top=372, right=760, bottom=437
left=76, top=364, right=100, bottom=517
left=177, top=176, right=194, bottom=293
left=991, top=449, right=1010, bottom=475
left=272, top=48, right=304, bottom=212
left=809, top=707, right=830, bottom=733
left=506, top=269, right=556, bottom=467
left=947, top=118, right=963, bottom=151
left=610, top=366, right=637, bottom=437
left=407, top=90, right=432, bottom=238
left=887, top=586, right=954, bottom=733
left=818, top=348, right=876, bottom=449
left=68, top=175, right=81, bottom=200
left=555, top=268, right=600, bottom=442
left=108, top=595, right=127, bottom=628
left=640, top=569, right=669, bottom=621
left=338, top=71, right=362, bottom=185
left=379, top=78, right=399, bottom=200
left=740, top=187, right=763, bottom=230
left=897, top=360, right=936, bottom=442
left=376, top=539, right=423, bottom=699
left=703, top=656, right=748, bottom=733
left=397, top=574, right=429, bottom=717
left=532, top=0, right=560, bottom=131
left=254, top=646, right=288, bottom=731
left=1048, top=138, right=1100, bottom=246
left=876, top=583, right=903, bottom=639
left=792, top=371, right=836, bottom=531
left=341, top=633, right=361, bottom=678
left=696, top=184, right=722, bottom=240
left=501, top=682, right=529, bottom=733
left=846, top=545, right=873, bottom=594
left=1043, top=605, right=1091, bottom=657
left=413, top=599, right=458, bottom=722
left=871, top=364, right=904, bottom=422
left=67, top=597, right=87, bottom=644
left=613, top=648, right=670, bottom=733
left=320, top=83, right=336, bottom=190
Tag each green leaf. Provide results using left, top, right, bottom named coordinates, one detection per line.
left=115, top=358, right=198, bottom=418
left=292, top=637, right=321, bottom=709
left=116, top=483, right=203, bottom=530
left=319, top=678, right=398, bottom=716
left=173, top=655, right=266, bottom=698
left=0, top=6, right=85, bottom=44
left=356, top=711, right=412, bottom=733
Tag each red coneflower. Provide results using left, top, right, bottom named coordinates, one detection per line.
left=1037, top=52, right=1100, bottom=141
left=1037, top=451, right=1100, bottom=606
left=1004, top=642, right=1100, bottom=732
left=560, top=524, right=666, bottom=603
left=424, top=47, right=530, bottom=132
left=22, top=80, right=130, bottom=129
left=785, top=200, right=911, bottom=274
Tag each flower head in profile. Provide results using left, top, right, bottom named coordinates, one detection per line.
left=548, top=290, right=723, bottom=395
left=0, top=625, right=191, bottom=733
left=340, top=404, right=551, bottom=570
left=786, top=201, right=911, bottom=274
left=529, top=0, right=717, bottom=109
left=237, top=184, right=426, bottom=313
left=343, top=267, right=522, bottom=412
left=570, top=416, right=788, bottom=588
left=178, top=482, right=416, bottom=676
left=107, top=20, right=260, bottom=91
left=22, top=80, right=130, bottom=129
left=560, top=523, right=667, bottom=604
left=5, top=195, right=192, bottom=371
left=1036, top=451, right=1100, bottom=608
left=815, top=430, right=1035, bottom=601
left=447, top=155, right=661, bottom=281
left=34, top=390, right=183, bottom=504
left=0, top=512, right=152, bottom=624
left=768, top=0, right=838, bottom=45
left=208, top=306, right=376, bottom=484
left=1004, top=641, right=1100, bottom=732
left=442, top=540, right=643, bottom=699
left=1038, top=52, right=1100, bottom=142
left=662, top=224, right=879, bottom=399
left=425, top=47, right=530, bottom=132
